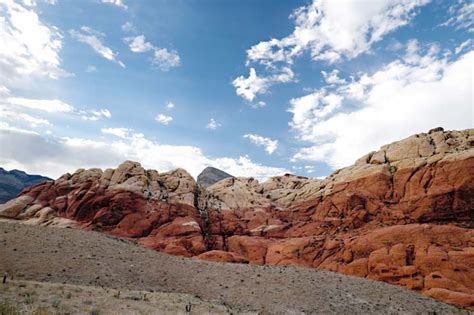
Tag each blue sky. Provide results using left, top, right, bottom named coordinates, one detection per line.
left=0, top=0, right=472, bottom=180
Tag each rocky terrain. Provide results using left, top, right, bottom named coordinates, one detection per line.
left=0, top=127, right=473, bottom=310
left=0, top=168, right=51, bottom=203
left=0, top=222, right=468, bottom=314
left=197, top=166, right=233, bottom=188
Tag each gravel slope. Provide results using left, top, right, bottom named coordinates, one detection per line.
left=0, top=222, right=468, bottom=314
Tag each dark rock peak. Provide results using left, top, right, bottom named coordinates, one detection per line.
left=197, top=166, right=233, bottom=188
left=0, top=168, right=51, bottom=204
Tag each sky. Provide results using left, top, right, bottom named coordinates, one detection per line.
left=0, top=0, right=472, bottom=181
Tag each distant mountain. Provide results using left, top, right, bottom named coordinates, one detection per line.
left=0, top=168, right=51, bottom=204
left=197, top=166, right=233, bottom=188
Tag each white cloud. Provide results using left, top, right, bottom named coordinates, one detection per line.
left=289, top=92, right=343, bottom=140
left=0, top=128, right=289, bottom=181
left=166, top=101, right=175, bottom=109
left=101, top=127, right=131, bottom=139
left=121, top=21, right=135, bottom=32
left=123, top=35, right=180, bottom=71
left=243, top=133, right=278, bottom=154
left=291, top=48, right=474, bottom=169
left=206, top=118, right=221, bottom=130
left=0, top=0, right=68, bottom=85
left=0, top=108, right=50, bottom=127
left=7, top=97, right=74, bottom=112
left=232, top=67, right=294, bottom=102
left=455, top=39, right=472, bottom=54
left=124, top=35, right=153, bottom=53
left=70, top=27, right=125, bottom=68
left=441, top=1, right=474, bottom=32
left=234, top=0, right=430, bottom=100
left=321, top=69, right=346, bottom=85
left=101, top=0, right=127, bottom=10
left=155, top=114, right=173, bottom=125
left=152, top=48, right=180, bottom=71
left=80, top=109, right=111, bottom=121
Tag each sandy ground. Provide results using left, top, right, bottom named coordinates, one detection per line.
left=0, top=221, right=469, bottom=314
left=0, top=279, right=247, bottom=314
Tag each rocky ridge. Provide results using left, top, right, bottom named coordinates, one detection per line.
left=0, top=168, right=51, bottom=203
left=0, top=127, right=473, bottom=309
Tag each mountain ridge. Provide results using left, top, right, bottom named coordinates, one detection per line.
left=0, top=127, right=473, bottom=309
left=0, top=167, right=51, bottom=204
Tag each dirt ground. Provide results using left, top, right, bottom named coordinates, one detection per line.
left=0, top=279, right=247, bottom=314
left=0, top=221, right=469, bottom=314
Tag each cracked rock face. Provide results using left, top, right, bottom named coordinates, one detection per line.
left=1, top=128, right=473, bottom=309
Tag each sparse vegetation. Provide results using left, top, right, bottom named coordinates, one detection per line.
left=51, top=298, right=61, bottom=308
left=23, top=291, right=36, bottom=304
left=0, top=301, right=19, bottom=315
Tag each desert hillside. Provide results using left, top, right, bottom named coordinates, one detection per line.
left=1, top=127, right=473, bottom=309
left=0, top=222, right=467, bottom=314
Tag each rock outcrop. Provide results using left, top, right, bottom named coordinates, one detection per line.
left=1, top=128, right=473, bottom=309
left=0, top=168, right=51, bottom=203
left=197, top=167, right=233, bottom=188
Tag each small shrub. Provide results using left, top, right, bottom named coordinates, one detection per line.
left=52, top=298, right=61, bottom=308
left=23, top=292, right=36, bottom=305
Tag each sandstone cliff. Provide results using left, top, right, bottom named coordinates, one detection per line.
left=1, top=127, right=473, bottom=309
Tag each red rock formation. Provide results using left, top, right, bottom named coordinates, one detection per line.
left=1, top=128, right=473, bottom=309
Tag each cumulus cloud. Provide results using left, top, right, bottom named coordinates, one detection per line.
left=0, top=0, right=68, bottom=85
left=124, top=35, right=181, bottom=71
left=124, top=35, right=153, bottom=53
left=290, top=45, right=474, bottom=169
left=243, top=134, right=278, bottom=154
left=152, top=48, right=181, bottom=71
left=234, top=0, right=430, bottom=101
left=101, top=0, right=127, bottom=10
left=321, top=69, right=346, bottom=85
left=155, top=114, right=173, bottom=125
left=0, top=127, right=289, bottom=181
left=166, top=102, right=175, bottom=109
left=206, top=118, right=221, bottom=130
left=232, top=67, right=294, bottom=102
left=70, top=27, right=125, bottom=68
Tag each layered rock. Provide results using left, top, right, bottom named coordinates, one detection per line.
left=0, top=128, right=473, bottom=309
